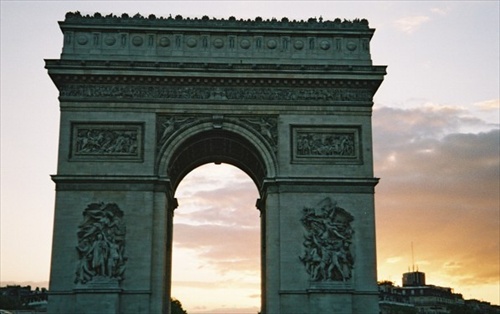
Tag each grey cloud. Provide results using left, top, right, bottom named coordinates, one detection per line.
left=373, top=107, right=486, bottom=151
left=176, top=180, right=260, bottom=227
left=177, top=164, right=255, bottom=196
left=373, top=106, right=499, bottom=202
left=377, top=130, right=499, bottom=201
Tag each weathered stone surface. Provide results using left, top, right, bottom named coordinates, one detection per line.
left=46, top=12, right=385, bottom=314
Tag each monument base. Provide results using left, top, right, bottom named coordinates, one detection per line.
left=74, top=277, right=121, bottom=314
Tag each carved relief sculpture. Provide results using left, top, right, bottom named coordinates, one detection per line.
left=297, top=133, right=355, bottom=157
left=238, top=117, right=278, bottom=152
left=71, top=123, right=142, bottom=161
left=156, top=115, right=198, bottom=151
left=156, top=115, right=279, bottom=155
left=299, top=198, right=354, bottom=282
left=75, top=129, right=137, bottom=154
left=292, top=127, right=361, bottom=164
left=75, top=203, right=127, bottom=285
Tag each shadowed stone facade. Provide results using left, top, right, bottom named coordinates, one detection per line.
left=46, top=12, right=386, bottom=314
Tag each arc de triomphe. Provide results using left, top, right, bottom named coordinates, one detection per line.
left=45, top=12, right=386, bottom=314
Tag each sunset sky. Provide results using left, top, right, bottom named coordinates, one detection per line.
left=1, top=1, right=498, bottom=313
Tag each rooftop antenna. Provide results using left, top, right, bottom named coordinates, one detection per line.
left=411, top=242, right=415, bottom=272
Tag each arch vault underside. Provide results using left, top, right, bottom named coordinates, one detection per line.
left=46, top=12, right=386, bottom=314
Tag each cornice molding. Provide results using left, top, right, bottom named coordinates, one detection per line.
left=46, top=59, right=386, bottom=74
left=45, top=60, right=387, bottom=95
left=49, top=75, right=383, bottom=87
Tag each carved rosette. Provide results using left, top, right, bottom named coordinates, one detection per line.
left=75, top=203, right=127, bottom=286
left=70, top=123, right=143, bottom=161
left=299, top=197, right=354, bottom=282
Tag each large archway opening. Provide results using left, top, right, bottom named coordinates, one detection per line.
left=171, top=163, right=261, bottom=313
left=165, top=129, right=271, bottom=313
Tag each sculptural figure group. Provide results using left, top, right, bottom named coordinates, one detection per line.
left=300, top=198, right=354, bottom=282
left=75, top=203, right=127, bottom=284
left=297, top=133, right=355, bottom=157
left=75, top=128, right=138, bottom=155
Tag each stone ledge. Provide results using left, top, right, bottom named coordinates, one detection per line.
left=45, top=59, right=387, bottom=75
left=51, top=175, right=171, bottom=192
left=264, top=177, right=380, bottom=186
left=48, top=289, right=151, bottom=295
left=262, top=177, right=379, bottom=195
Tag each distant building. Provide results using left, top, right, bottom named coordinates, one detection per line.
left=379, top=280, right=417, bottom=313
left=465, top=299, right=500, bottom=313
left=0, top=285, right=48, bottom=311
left=402, top=270, right=426, bottom=287
left=379, top=271, right=500, bottom=314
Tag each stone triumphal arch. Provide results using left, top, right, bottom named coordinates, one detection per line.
left=46, top=12, right=386, bottom=314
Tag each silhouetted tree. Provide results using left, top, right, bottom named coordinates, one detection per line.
left=171, top=298, right=187, bottom=314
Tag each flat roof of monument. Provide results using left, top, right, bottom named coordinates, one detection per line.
left=61, top=12, right=373, bottom=32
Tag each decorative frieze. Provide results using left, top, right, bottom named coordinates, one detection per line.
left=299, top=197, right=354, bottom=282
left=292, top=126, right=361, bottom=164
left=60, top=84, right=373, bottom=103
left=75, top=202, right=127, bottom=286
left=72, top=32, right=363, bottom=53
left=70, top=123, right=143, bottom=161
left=64, top=32, right=368, bottom=62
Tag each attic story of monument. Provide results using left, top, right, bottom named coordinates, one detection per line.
left=46, top=12, right=386, bottom=314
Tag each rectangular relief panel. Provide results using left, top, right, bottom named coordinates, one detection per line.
left=291, top=126, right=362, bottom=164
left=70, top=122, right=144, bottom=161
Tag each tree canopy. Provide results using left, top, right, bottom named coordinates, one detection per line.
left=171, top=298, right=187, bottom=314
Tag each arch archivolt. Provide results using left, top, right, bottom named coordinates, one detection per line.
left=156, top=115, right=278, bottom=191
